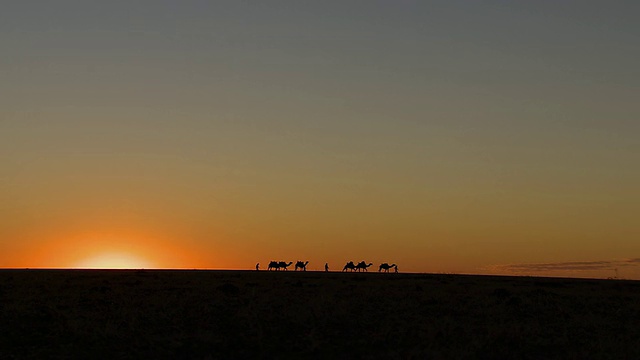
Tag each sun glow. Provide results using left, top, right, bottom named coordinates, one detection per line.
left=10, top=229, right=213, bottom=270
left=74, top=252, right=154, bottom=269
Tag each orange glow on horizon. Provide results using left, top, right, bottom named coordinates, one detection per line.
left=9, top=230, right=216, bottom=269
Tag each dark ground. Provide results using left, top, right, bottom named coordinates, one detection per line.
left=1, top=269, right=639, bottom=359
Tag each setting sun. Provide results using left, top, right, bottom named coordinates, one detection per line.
left=74, top=252, right=154, bottom=269
left=5, top=229, right=215, bottom=270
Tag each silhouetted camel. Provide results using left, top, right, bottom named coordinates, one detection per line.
left=355, top=261, right=373, bottom=272
left=268, top=261, right=279, bottom=271
left=378, top=263, right=397, bottom=272
left=295, top=261, right=309, bottom=271
left=278, top=261, right=293, bottom=271
left=342, top=261, right=356, bottom=272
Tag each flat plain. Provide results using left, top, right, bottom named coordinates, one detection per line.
left=1, top=269, right=639, bottom=359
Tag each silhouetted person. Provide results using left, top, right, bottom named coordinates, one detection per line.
left=325, top=263, right=329, bottom=272
left=394, top=265, right=398, bottom=273
left=256, top=263, right=260, bottom=271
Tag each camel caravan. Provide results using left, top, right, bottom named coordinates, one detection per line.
left=267, top=261, right=293, bottom=271
left=262, top=260, right=398, bottom=273
left=266, top=261, right=308, bottom=271
left=342, top=261, right=397, bottom=273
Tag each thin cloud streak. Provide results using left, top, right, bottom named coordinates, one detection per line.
left=488, top=258, right=640, bottom=274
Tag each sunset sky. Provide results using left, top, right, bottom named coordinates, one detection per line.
left=1, top=1, right=638, bottom=278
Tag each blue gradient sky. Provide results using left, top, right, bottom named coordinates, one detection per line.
left=1, top=1, right=639, bottom=278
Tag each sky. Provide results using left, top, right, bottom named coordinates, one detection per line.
left=1, top=1, right=639, bottom=278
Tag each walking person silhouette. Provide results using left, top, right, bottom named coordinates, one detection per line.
left=325, top=263, right=329, bottom=272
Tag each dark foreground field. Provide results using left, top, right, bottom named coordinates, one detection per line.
left=1, top=270, right=639, bottom=359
